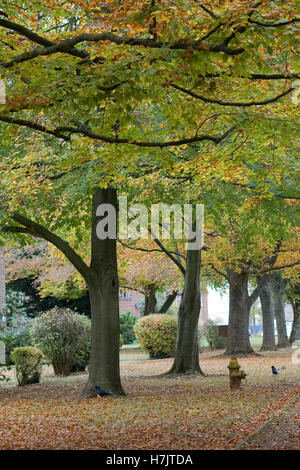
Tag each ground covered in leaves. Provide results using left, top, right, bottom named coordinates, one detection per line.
left=0, top=348, right=299, bottom=450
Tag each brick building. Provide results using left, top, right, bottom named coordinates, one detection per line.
left=119, top=288, right=144, bottom=318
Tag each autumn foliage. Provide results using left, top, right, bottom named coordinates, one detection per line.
left=134, top=314, right=177, bottom=359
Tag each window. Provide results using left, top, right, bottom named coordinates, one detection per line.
left=119, top=288, right=131, bottom=300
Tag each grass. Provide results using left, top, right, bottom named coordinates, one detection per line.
left=0, top=346, right=299, bottom=450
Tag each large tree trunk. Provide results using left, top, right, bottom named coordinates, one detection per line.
left=259, top=275, right=276, bottom=351
left=290, top=301, right=300, bottom=344
left=168, top=249, right=203, bottom=375
left=225, top=270, right=255, bottom=356
left=83, top=188, right=124, bottom=397
left=143, top=284, right=157, bottom=316
left=159, top=290, right=178, bottom=313
left=271, top=272, right=289, bottom=348
left=289, top=282, right=300, bottom=344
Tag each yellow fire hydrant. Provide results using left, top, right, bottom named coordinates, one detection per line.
left=228, top=357, right=247, bottom=390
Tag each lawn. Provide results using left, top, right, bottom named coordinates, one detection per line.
left=0, top=347, right=299, bottom=450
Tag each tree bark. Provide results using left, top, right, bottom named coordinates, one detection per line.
left=259, top=275, right=276, bottom=351
left=288, top=282, right=300, bottom=344
left=143, top=283, right=157, bottom=316
left=225, top=270, right=256, bottom=356
left=159, top=290, right=178, bottom=313
left=83, top=188, right=124, bottom=397
left=271, top=272, right=289, bottom=348
left=168, top=248, right=204, bottom=375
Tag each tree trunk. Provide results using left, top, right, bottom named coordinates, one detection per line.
left=225, top=270, right=255, bottom=356
left=168, top=249, right=203, bottom=375
left=83, top=188, right=125, bottom=397
left=289, top=282, right=300, bottom=344
left=159, top=290, right=178, bottom=313
left=271, top=272, right=289, bottom=348
left=143, top=284, right=157, bottom=315
left=290, top=301, right=300, bottom=344
left=259, top=275, right=276, bottom=351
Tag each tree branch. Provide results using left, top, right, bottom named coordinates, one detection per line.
left=4, top=213, right=90, bottom=281
left=252, top=261, right=300, bottom=275
left=0, top=115, right=236, bottom=148
left=170, top=83, right=294, bottom=107
left=249, top=18, right=300, bottom=27
left=0, top=30, right=245, bottom=70
left=0, top=115, right=70, bottom=140
left=148, top=228, right=186, bottom=276
left=248, top=285, right=260, bottom=306
left=0, top=18, right=89, bottom=60
left=117, top=238, right=186, bottom=259
left=207, top=262, right=228, bottom=280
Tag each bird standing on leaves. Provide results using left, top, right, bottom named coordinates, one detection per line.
left=271, top=365, right=279, bottom=376
left=95, top=386, right=113, bottom=397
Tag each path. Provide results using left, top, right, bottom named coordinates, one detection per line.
left=235, top=395, right=300, bottom=450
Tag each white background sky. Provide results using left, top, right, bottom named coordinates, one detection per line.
left=207, top=288, right=229, bottom=325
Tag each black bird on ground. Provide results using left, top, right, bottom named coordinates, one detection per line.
left=95, top=386, right=113, bottom=397
left=271, top=366, right=279, bottom=375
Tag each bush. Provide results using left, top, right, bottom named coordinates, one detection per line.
left=119, top=334, right=123, bottom=349
left=0, top=366, right=11, bottom=383
left=120, top=312, right=137, bottom=345
left=0, top=323, right=33, bottom=365
left=11, top=346, right=44, bottom=386
left=30, top=308, right=91, bottom=376
left=215, top=336, right=228, bottom=349
left=203, top=320, right=219, bottom=350
left=134, top=314, right=177, bottom=359
left=5, top=289, right=28, bottom=328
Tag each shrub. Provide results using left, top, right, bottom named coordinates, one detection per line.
left=134, top=314, right=177, bottom=359
left=0, top=323, right=33, bottom=365
left=11, top=346, right=44, bottom=386
left=119, top=334, right=123, bottom=349
left=203, top=320, right=219, bottom=350
left=5, top=289, right=28, bottom=328
left=198, top=326, right=206, bottom=353
left=30, top=308, right=91, bottom=376
left=215, top=336, right=228, bottom=349
left=120, top=312, right=137, bottom=344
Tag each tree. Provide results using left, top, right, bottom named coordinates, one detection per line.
left=118, top=239, right=182, bottom=316
left=201, top=179, right=299, bottom=355
left=0, top=0, right=299, bottom=387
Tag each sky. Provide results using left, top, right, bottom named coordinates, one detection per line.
left=207, top=288, right=229, bottom=325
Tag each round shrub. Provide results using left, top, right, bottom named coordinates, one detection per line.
left=134, top=314, right=177, bottom=359
left=11, top=346, right=44, bottom=386
left=30, top=308, right=91, bottom=376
